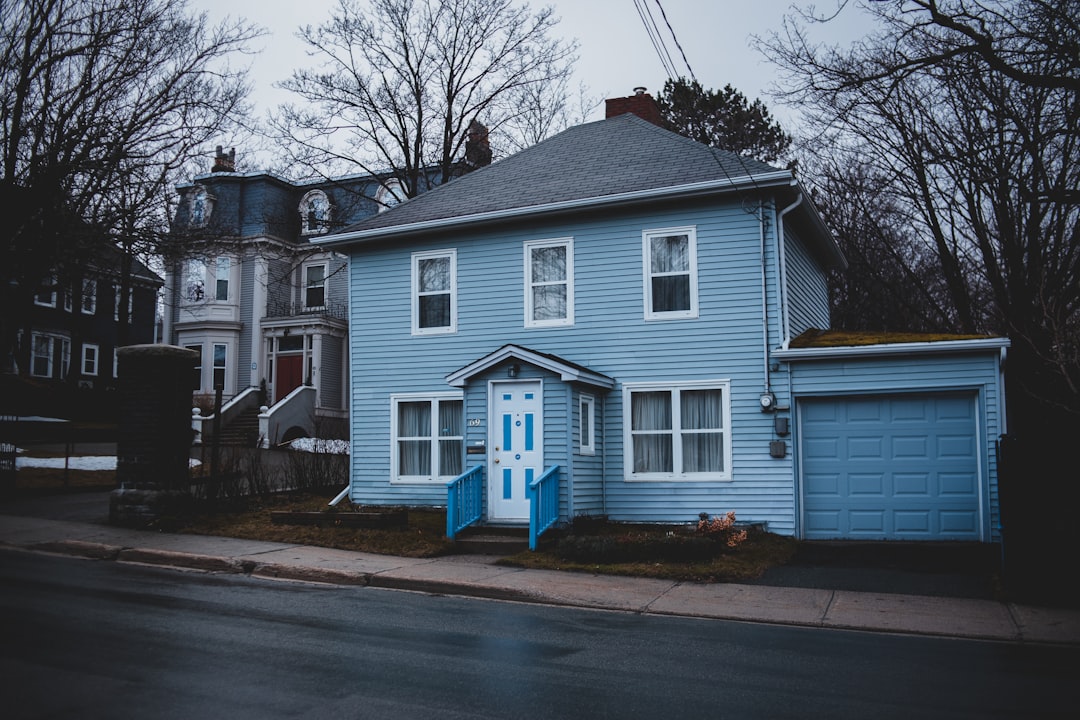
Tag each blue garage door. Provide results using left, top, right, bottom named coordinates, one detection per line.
left=800, top=393, right=982, bottom=540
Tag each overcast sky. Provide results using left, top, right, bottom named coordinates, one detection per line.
left=189, top=0, right=873, bottom=163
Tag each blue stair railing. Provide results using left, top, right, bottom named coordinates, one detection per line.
left=528, top=465, right=560, bottom=551
left=446, top=465, right=483, bottom=540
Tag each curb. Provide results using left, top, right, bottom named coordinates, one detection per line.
left=251, top=563, right=369, bottom=586
left=115, top=548, right=245, bottom=574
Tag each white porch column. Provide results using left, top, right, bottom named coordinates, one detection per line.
left=250, top=255, right=268, bottom=387
left=311, top=331, right=323, bottom=409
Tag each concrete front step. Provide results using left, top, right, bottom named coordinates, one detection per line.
left=454, top=533, right=530, bottom=555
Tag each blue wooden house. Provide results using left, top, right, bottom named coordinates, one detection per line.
left=319, top=91, right=1008, bottom=544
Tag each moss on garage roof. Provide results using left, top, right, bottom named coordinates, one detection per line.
left=789, top=329, right=995, bottom=348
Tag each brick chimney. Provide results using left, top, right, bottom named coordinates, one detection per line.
left=211, top=145, right=236, bottom=173
left=605, top=87, right=663, bottom=126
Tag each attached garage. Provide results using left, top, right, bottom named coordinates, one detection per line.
left=775, top=334, right=1010, bottom=543
left=799, top=393, right=982, bottom=541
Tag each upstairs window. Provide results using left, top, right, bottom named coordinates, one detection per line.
left=376, top=179, right=406, bottom=212
left=300, top=190, right=331, bottom=235
left=189, top=186, right=211, bottom=226
left=643, top=227, right=698, bottom=320
left=34, top=276, right=57, bottom=308
left=411, top=249, right=456, bottom=335
left=215, top=257, right=230, bottom=301
left=81, top=279, right=97, bottom=315
left=525, top=238, right=574, bottom=327
left=304, top=264, right=327, bottom=309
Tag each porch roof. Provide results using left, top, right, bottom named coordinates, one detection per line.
left=445, top=344, right=616, bottom=390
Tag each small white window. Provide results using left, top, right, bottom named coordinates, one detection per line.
left=376, top=179, right=406, bottom=212
left=643, top=226, right=698, bottom=320
left=623, top=380, right=731, bottom=481
left=390, top=393, right=464, bottom=483
left=114, top=284, right=133, bottom=323
left=300, top=190, right=331, bottom=234
left=580, top=393, right=595, bottom=455
left=214, top=257, right=230, bottom=301
left=525, top=238, right=574, bottom=327
left=212, top=343, right=227, bottom=390
left=189, top=186, right=211, bottom=226
left=185, top=259, right=206, bottom=302
left=411, top=249, right=456, bottom=335
left=81, top=279, right=97, bottom=315
left=35, top=277, right=57, bottom=308
left=304, top=263, right=327, bottom=309
left=82, top=344, right=99, bottom=376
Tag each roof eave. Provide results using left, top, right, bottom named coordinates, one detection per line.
left=315, top=170, right=796, bottom=249
left=446, top=345, right=615, bottom=390
left=773, top=337, right=1011, bottom=361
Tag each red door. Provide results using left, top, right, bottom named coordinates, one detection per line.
left=276, top=355, right=304, bottom=402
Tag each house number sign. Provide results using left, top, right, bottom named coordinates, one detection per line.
left=467, top=418, right=482, bottom=427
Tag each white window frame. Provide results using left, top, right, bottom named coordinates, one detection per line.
left=35, top=276, right=57, bottom=308
left=30, top=333, right=54, bottom=377
left=189, top=186, right=212, bottom=226
left=376, top=179, right=405, bottom=212
left=642, top=226, right=699, bottom=320
left=81, top=279, right=96, bottom=315
left=622, top=380, right=732, bottom=482
left=411, top=249, right=457, bottom=336
left=212, top=343, right=227, bottom=391
left=303, top=262, right=328, bottom=309
left=390, top=392, right=464, bottom=484
left=82, top=343, right=99, bottom=377
left=300, top=189, right=332, bottom=235
left=214, top=257, right=230, bottom=301
left=524, top=237, right=574, bottom=328
left=580, top=393, right=596, bottom=455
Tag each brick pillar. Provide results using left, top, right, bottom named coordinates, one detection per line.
left=110, top=344, right=198, bottom=527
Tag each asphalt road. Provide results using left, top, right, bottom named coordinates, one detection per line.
left=1, top=550, right=1075, bottom=719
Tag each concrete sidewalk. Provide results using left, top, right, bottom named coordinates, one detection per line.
left=1, top=513, right=1078, bottom=646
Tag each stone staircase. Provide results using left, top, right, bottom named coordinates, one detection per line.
left=212, top=405, right=261, bottom=448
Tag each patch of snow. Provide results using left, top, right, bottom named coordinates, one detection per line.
left=286, top=438, right=350, bottom=454
left=16, top=456, right=202, bottom=471
left=10, top=416, right=69, bottom=423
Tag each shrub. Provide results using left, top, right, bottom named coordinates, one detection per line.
left=696, top=511, right=749, bottom=549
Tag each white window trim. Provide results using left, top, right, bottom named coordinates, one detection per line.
left=622, top=379, right=732, bottom=482
left=82, top=343, right=99, bottom=377
left=81, top=279, right=97, bottom=315
left=303, top=261, right=329, bottom=310
left=524, top=237, right=574, bottom=328
left=642, top=226, right=699, bottom=321
left=411, top=249, right=457, bottom=336
left=580, top=393, right=596, bottom=455
left=212, top=342, right=228, bottom=392
left=389, top=392, right=464, bottom=484
left=189, top=185, right=212, bottom=227
left=376, top=179, right=405, bottom=212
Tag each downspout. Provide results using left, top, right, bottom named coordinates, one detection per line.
left=776, top=192, right=803, bottom=349
left=759, top=201, right=771, bottom=394
left=600, top=394, right=607, bottom=516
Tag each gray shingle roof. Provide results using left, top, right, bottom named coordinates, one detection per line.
left=329, top=114, right=788, bottom=238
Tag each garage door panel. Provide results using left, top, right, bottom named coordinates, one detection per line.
left=801, top=393, right=981, bottom=541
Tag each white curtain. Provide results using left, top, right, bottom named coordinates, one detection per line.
left=650, top=235, right=690, bottom=312
left=531, top=245, right=567, bottom=320
left=398, top=401, right=431, bottom=475
left=438, top=400, right=463, bottom=476
left=681, top=389, right=724, bottom=472
left=631, top=391, right=673, bottom=473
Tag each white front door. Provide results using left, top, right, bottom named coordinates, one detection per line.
left=489, top=380, right=542, bottom=521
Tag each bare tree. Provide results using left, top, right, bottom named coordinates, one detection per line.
left=270, top=0, right=578, bottom=201
left=1, top=0, right=261, bottom=373
left=760, top=0, right=1080, bottom=424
